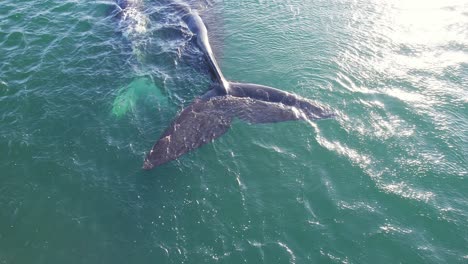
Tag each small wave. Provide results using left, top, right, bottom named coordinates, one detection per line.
left=316, top=134, right=372, bottom=167
left=367, top=111, right=415, bottom=139
left=379, top=223, right=413, bottom=234
left=319, top=249, right=350, bottom=264
left=383, top=87, right=430, bottom=105
left=381, top=182, right=435, bottom=202
left=335, top=71, right=376, bottom=94
left=277, top=241, right=297, bottom=264
left=338, top=200, right=377, bottom=213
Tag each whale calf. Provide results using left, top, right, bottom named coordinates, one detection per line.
left=131, top=2, right=334, bottom=170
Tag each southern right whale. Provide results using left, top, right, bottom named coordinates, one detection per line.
left=141, top=1, right=334, bottom=170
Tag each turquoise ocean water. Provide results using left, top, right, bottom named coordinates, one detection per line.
left=1, top=0, right=467, bottom=263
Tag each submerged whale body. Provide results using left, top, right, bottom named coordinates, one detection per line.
left=138, top=2, right=333, bottom=170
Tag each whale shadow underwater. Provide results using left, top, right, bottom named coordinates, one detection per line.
left=116, top=0, right=334, bottom=170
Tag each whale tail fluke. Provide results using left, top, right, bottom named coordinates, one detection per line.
left=143, top=85, right=333, bottom=170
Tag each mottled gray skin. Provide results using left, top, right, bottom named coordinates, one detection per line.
left=143, top=3, right=333, bottom=170
left=181, top=6, right=229, bottom=93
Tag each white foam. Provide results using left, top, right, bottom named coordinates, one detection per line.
left=379, top=223, right=413, bottom=234
left=277, top=241, right=297, bottom=264
left=121, top=0, right=149, bottom=36
left=119, top=0, right=150, bottom=61
left=320, top=249, right=350, bottom=264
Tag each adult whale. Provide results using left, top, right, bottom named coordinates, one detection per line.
left=139, top=1, right=333, bottom=170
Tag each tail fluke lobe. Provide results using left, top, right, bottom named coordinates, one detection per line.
left=143, top=97, right=233, bottom=170
left=228, top=82, right=334, bottom=120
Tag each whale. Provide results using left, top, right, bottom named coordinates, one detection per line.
left=138, top=2, right=334, bottom=170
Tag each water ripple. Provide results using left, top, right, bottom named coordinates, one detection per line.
left=1, top=0, right=467, bottom=263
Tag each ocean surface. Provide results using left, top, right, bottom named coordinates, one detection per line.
left=1, top=0, right=467, bottom=263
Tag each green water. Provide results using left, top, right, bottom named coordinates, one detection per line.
left=111, top=77, right=168, bottom=117
left=1, top=0, right=467, bottom=263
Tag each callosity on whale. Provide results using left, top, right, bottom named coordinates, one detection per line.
left=135, top=1, right=334, bottom=170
